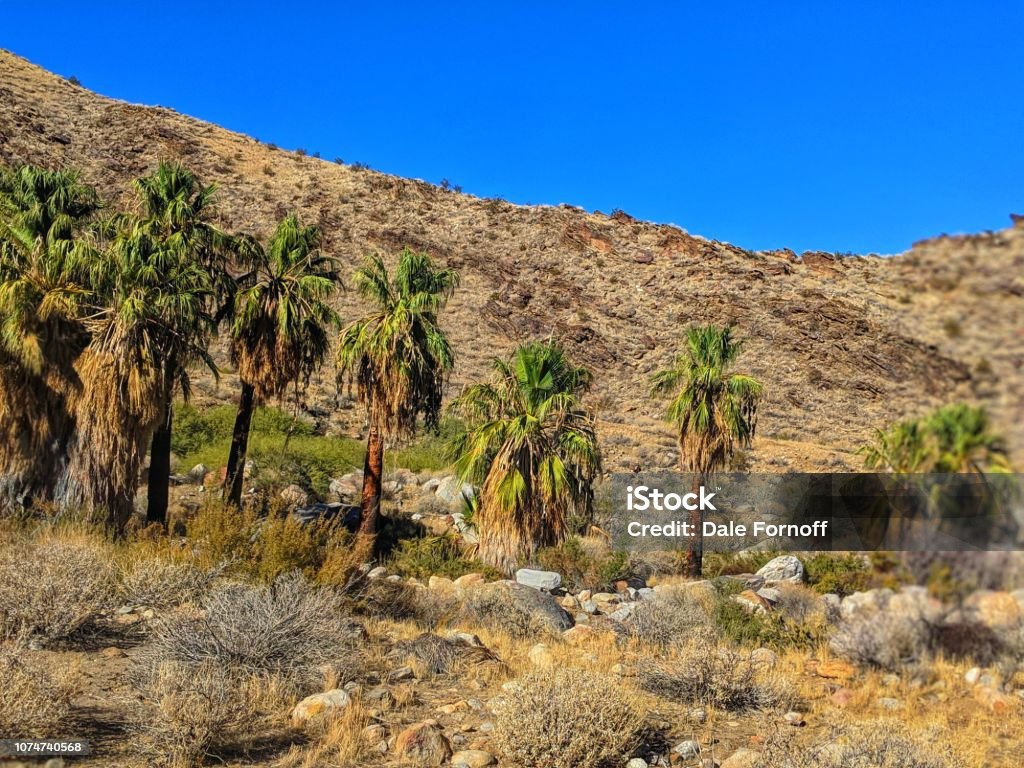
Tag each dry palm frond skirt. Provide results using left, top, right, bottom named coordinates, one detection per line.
left=55, top=347, right=162, bottom=529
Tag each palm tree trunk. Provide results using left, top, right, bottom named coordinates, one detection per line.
left=686, top=472, right=704, bottom=577
left=146, top=400, right=173, bottom=527
left=225, top=381, right=256, bottom=507
left=360, top=423, right=383, bottom=536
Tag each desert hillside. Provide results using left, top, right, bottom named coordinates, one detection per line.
left=2, top=49, right=1021, bottom=471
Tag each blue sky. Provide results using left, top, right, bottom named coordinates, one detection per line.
left=3, top=2, right=1022, bottom=254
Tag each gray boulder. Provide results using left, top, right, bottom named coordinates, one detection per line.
left=515, top=568, right=562, bottom=591
left=755, top=555, right=804, bottom=584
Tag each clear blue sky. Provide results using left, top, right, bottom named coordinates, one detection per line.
left=3, top=2, right=1022, bottom=254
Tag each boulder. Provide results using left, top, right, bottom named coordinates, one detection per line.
left=840, top=588, right=893, bottom=621
left=450, top=750, right=497, bottom=768
left=477, top=581, right=573, bottom=632
left=279, top=484, right=310, bottom=508
left=393, top=720, right=451, bottom=766
left=453, top=572, right=486, bottom=590
left=963, top=590, right=1023, bottom=633
left=515, top=568, right=562, bottom=591
left=435, top=475, right=474, bottom=507
left=529, top=642, right=555, bottom=667
left=721, top=748, right=760, bottom=768
left=187, top=463, right=208, bottom=484
left=673, top=740, right=700, bottom=759
left=755, top=555, right=804, bottom=584
left=291, top=689, right=350, bottom=724
left=561, top=625, right=600, bottom=645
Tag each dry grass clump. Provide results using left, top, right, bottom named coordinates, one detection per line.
left=349, top=577, right=457, bottom=628
left=278, top=698, right=373, bottom=768
left=119, top=555, right=225, bottom=610
left=137, top=572, right=363, bottom=693
left=754, top=720, right=965, bottom=768
left=395, top=632, right=502, bottom=675
left=616, top=586, right=718, bottom=647
left=0, top=536, right=116, bottom=643
left=829, top=610, right=931, bottom=671
left=639, top=641, right=794, bottom=711
left=0, top=642, right=79, bottom=737
left=134, top=658, right=289, bottom=768
left=493, top=667, right=643, bottom=768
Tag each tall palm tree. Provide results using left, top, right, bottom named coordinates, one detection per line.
left=337, top=249, right=458, bottom=537
left=0, top=165, right=101, bottom=507
left=56, top=222, right=216, bottom=530
left=223, top=214, right=341, bottom=506
left=448, top=340, right=601, bottom=574
left=651, top=325, right=763, bottom=577
left=125, top=163, right=241, bottom=525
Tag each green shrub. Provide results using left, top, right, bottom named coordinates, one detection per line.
left=712, top=580, right=828, bottom=650
left=388, top=535, right=495, bottom=580
left=534, top=537, right=631, bottom=591
left=701, top=550, right=778, bottom=578
left=804, top=553, right=906, bottom=597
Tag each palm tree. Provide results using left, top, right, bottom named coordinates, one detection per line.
left=337, top=249, right=459, bottom=537
left=448, top=340, right=601, bottom=574
left=224, top=214, right=341, bottom=506
left=860, top=403, right=1010, bottom=474
left=0, top=165, right=101, bottom=507
left=56, top=221, right=216, bottom=530
left=651, top=325, right=763, bottom=577
left=125, top=163, right=241, bottom=525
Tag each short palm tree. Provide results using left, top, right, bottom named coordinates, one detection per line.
left=337, top=249, right=459, bottom=537
left=651, top=325, right=763, bottom=577
left=861, top=403, right=1010, bottom=474
left=0, top=165, right=101, bottom=507
left=448, top=340, right=601, bottom=574
left=224, top=214, right=341, bottom=506
left=125, top=163, right=242, bottom=525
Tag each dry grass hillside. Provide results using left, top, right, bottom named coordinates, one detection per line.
left=2, top=49, right=1022, bottom=472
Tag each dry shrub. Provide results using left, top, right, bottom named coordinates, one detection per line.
left=0, top=537, right=116, bottom=644
left=754, top=719, right=964, bottom=768
left=137, top=572, right=364, bottom=693
left=349, top=578, right=457, bottom=628
left=829, top=610, right=931, bottom=671
left=639, top=641, right=794, bottom=711
left=617, top=586, right=718, bottom=647
left=185, top=500, right=259, bottom=565
left=460, top=585, right=561, bottom=639
left=119, top=556, right=225, bottom=610
left=773, top=582, right=826, bottom=624
left=395, top=632, right=502, bottom=675
left=0, top=643, right=79, bottom=737
left=255, top=513, right=351, bottom=583
left=493, top=667, right=643, bottom=768
left=134, top=659, right=289, bottom=768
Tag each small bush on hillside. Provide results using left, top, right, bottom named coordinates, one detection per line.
left=493, top=667, right=643, bottom=768
left=534, top=536, right=631, bottom=591
left=701, top=550, right=778, bottom=578
left=0, top=643, right=79, bottom=737
left=185, top=500, right=259, bottom=566
left=137, top=572, right=363, bottom=693
left=830, top=610, right=932, bottom=670
left=461, top=586, right=560, bottom=639
left=639, top=641, right=794, bottom=711
left=804, top=552, right=906, bottom=596
left=617, top=587, right=717, bottom=647
left=348, top=578, right=457, bottom=628
left=753, top=719, right=964, bottom=768
left=0, top=538, right=116, bottom=644
left=388, top=535, right=493, bottom=580
left=396, top=632, right=502, bottom=675
left=134, top=659, right=287, bottom=768
left=254, top=513, right=351, bottom=583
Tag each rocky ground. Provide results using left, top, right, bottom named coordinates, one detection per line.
left=1, top=512, right=1022, bottom=768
